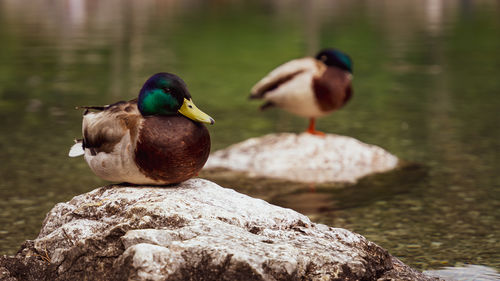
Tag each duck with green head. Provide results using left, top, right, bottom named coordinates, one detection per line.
left=69, top=72, right=214, bottom=185
left=250, top=48, right=353, bottom=135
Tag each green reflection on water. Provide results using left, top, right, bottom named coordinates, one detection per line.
left=0, top=0, right=499, bottom=271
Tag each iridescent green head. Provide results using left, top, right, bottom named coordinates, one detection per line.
left=316, top=48, right=353, bottom=74
left=138, top=73, right=214, bottom=124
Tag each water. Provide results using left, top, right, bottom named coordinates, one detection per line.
left=0, top=0, right=499, bottom=273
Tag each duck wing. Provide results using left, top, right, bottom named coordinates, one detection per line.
left=81, top=99, right=142, bottom=156
left=250, top=57, right=323, bottom=100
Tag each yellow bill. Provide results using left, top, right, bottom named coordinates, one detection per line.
left=178, top=98, right=215, bottom=125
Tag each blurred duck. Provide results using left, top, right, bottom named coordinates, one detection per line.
left=250, top=48, right=353, bottom=135
left=69, top=72, right=214, bottom=185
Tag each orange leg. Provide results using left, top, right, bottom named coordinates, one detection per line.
left=306, top=118, right=325, bottom=136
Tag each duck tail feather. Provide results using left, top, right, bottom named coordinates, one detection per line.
left=75, top=106, right=107, bottom=115
left=69, top=140, right=85, bottom=157
left=259, top=101, right=275, bottom=111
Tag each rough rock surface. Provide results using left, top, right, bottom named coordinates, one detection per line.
left=204, top=133, right=399, bottom=183
left=0, top=179, right=437, bottom=281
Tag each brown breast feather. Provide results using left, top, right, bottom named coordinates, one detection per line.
left=312, top=67, right=353, bottom=112
left=135, top=115, right=211, bottom=184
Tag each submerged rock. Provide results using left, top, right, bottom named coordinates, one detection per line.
left=0, top=179, right=437, bottom=281
left=424, top=265, right=500, bottom=281
left=204, top=133, right=399, bottom=183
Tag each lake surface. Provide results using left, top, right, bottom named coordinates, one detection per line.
left=0, top=0, right=499, bottom=273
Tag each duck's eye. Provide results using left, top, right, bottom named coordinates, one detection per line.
left=165, top=88, right=171, bottom=92
left=188, top=105, right=193, bottom=108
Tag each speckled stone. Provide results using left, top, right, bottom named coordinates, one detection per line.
left=0, top=179, right=437, bottom=281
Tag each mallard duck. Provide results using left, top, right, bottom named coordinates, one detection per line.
left=249, top=48, right=353, bottom=135
left=69, top=72, right=215, bottom=185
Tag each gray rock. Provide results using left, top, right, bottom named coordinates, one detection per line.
left=0, top=179, right=437, bottom=281
left=204, top=133, right=399, bottom=183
